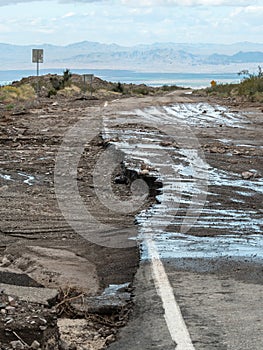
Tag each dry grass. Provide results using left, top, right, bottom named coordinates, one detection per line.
left=196, top=67, right=263, bottom=103
left=0, top=84, right=35, bottom=103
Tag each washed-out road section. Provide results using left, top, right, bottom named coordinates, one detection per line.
left=0, top=91, right=262, bottom=349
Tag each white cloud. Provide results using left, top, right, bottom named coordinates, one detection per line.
left=62, top=12, right=76, bottom=18
left=0, top=0, right=261, bottom=7
left=120, top=0, right=262, bottom=7
left=0, top=0, right=102, bottom=6
left=244, top=5, right=263, bottom=13
left=0, top=0, right=263, bottom=46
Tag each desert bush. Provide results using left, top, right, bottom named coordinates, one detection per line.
left=112, top=82, right=125, bottom=93
left=0, top=84, right=35, bottom=103
left=6, top=103, right=15, bottom=110
left=238, top=66, right=263, bottom=98
left=198, top=66, right=263, bottom=101
left=62, top=68, right=72, bottom=88
left=49, top=69, right=72, bottom=95
left=205, top=82, right=239, bottom=97
left=161, top=85, right=180, bottom=92
left=132, top=85, right=149, bottom=95
left=50, top=76, right=62, bottom=91
left=57, top=85, right=81, bottom=97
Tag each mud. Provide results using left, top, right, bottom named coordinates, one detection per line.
left=0, top=89, right=262, bottom=348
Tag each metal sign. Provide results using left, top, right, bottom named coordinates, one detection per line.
left=32, top=49, right=44, bottom=63
left=83, top=74, right=93, bottom=80
left=83, top=74, right=94, bottom=96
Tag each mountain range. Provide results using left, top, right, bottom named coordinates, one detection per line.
left=1, top=41, right=263, bottom=73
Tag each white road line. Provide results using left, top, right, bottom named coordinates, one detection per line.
left=146, top=237, right=195, bottom=350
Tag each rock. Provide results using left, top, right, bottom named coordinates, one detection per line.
left=10, top=340, right=25, bottom=349
left=6, top=305, right=16, bottom=314
left=140, top=169, right=149, bottom=175
left=114, top=175, right=128, bottom=184
left=0, top=256, right=11, bottom=267
left=71, top=283, right=132, bottom=316
left=103, top=282, right=131, bottom=295
left=0, top=283, right=58, bottom=306
left=241, top=171, right=256, bottom=180
left=159, top=140, right=172, bottom=147
left=159, top=140, right=178, bottom=148
left=30, top=340, right=40, bottom=349
left=0, top=269, right=43, bottom=287
left=106, top=334, right=115, bottom=344
left=210, top=147, right=226, bottom=154
left=58, top=339, right=70, bottom=350
left=5, top=316, right=14, bottom=324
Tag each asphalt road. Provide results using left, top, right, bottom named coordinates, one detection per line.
left=106, top=93, right=263, bottom=350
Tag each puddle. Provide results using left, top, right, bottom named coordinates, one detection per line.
left=0, top=174, right=14, bottom=181
left=18, top=172, right=36, bottom=186
left=103, top=103, right=263, bottom=262
left=141, top=232, right=263, bottom=260
left=218, top=138, right=263, bottom=149
left=0, top=171, right=36, bottom=186
left=162, top=103, right=250, bottom=128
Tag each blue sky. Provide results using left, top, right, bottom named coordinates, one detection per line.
left=0, top=0, right=262, bottom=46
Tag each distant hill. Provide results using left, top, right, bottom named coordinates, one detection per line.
left=0, top=41, right=263, bottom=73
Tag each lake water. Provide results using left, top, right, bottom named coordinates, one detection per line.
left=0, top=69, right=241, bottom=89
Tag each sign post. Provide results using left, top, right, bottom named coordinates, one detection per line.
left=32, top=49, right=44, bottom=95
left=83, top=74, right=94, bottom=97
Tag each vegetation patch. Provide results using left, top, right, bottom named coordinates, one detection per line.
left=4, top=70, right=187, bottom=100
left=0, top=84, right=35, bottom=103
left=196, top=66, right=263, bottom=102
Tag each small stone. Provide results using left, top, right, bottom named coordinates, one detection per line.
left=10, top=340, right=24, bottom=349
left=30, top=340, right=40, bottom=349
left=241, top=171, right=255, bottom=180
left=105, top=334, right=115, bottom=344
left=140, top=169, right=149, bottom=175
left=114, top=175, right=128, bottom=184
left=210, top=146, right=225, bottom=154
left=39, top=317, right=47, bottom=324
left=5, top=317, right=14, bottom=324
left=1, top=256, right=11, bottom=267
left=69, top=344, right=77, bottom=350
left=58, top=340, right=69, bottom=350
left=160, top=140, right=172, bottom=147
left=6, top=305, right=16, bottom=314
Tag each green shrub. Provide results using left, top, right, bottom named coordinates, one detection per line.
left=49, top=69, right=72, bottom=94
left=161, top=85, right=180, bottom=92
left=132, top=86, right=149, bottom=95
left=112, top=82, right=124, bottom=93
left=237, top=66, right=263, bottom=100
left=48, top=88, right=57, bottom=97
left=198, top=66, right=263, bottom=101
left=6, top=103, right=14, bottom=110
left=62, top=68, right=72, bottom=88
